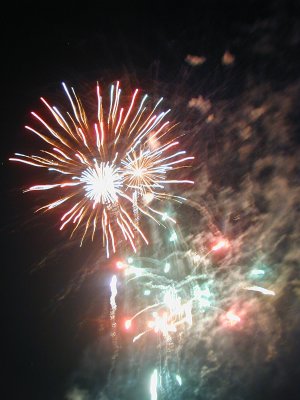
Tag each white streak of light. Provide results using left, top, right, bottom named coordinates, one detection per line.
left=110, top=275, right=118, bottom=309
left=150, top=369, right=158, bottom=400
left=245, top=285, right=275, bottom=296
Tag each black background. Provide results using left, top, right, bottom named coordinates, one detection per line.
left=2, top=1, right=300, bottom=399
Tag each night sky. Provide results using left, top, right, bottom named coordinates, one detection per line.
left=2, top=1, right=300, bottom=399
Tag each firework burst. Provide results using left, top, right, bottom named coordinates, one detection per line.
left=10, top=82, right=194, bottom=257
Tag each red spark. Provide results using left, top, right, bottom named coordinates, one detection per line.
left=124, top=319, right=132, bottom=330
left=116, top=260, right=126, bottom=270
left=211, top=238, right=230, bottom=252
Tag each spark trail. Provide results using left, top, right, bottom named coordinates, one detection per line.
left=10, top=82, right=194, bottom=257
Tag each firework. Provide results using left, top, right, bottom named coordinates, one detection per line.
left=102, top=217, right=279, bottom=399
left=102, top=163, right=280, bottom=398
left=116, top=235, right=276, bottom=345
left=10, top=82, right=194, bottom=257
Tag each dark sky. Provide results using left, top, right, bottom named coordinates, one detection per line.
left=2, top=1, right=300, bottom=399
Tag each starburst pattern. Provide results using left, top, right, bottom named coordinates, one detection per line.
left=10, top=82, right=194, bottom=257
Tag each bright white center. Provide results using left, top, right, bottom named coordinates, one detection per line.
left=80, top=161, right=122, bottom=205
left=133, top=168, right=144, bottom=177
